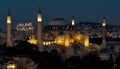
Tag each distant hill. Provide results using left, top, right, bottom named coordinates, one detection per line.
left=77, top=22, right=120, bottom=29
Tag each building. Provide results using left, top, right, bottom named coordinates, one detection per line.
left=1, top=56, right=37, bottom=69
left=28, top=18, right=90, bottom=48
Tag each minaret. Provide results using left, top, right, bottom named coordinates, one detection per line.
left=64, top=26, right=70, bottom=47
left=84, top=27, right=89, bottom=47
left=37, top=7, right=43, bottom=52
left=84, top=34, right=89, bottom=47
left=102, top=16, right=106, bottom=47
left=7, top=10, right=13, bottom=47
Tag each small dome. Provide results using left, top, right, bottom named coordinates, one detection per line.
left=48, top=18, right=67, bottom=26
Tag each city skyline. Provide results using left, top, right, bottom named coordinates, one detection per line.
left=0, top=0, right=120, bottom=29
left=0, top=1, right=120, bottom=69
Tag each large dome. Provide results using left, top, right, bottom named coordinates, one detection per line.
left=47, top=18, right=67, bottom=26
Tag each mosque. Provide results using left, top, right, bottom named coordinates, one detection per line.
left=24, top=7, right=110, bottom=59
left=5, top=7, right=119, bottom=61
left=28, top=17, right=89, bottom=47
left=5, top=7, right=106, bottom=51
left=25, top=6, right=108, bottom=51
left=27, top=16, right=90, bottom=58
left=1, top=6, right=120, bottom=69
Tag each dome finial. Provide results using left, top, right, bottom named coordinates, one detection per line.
left=8, top=9, right=11, bottom=16
left=38, top=5, right=42, bottom=14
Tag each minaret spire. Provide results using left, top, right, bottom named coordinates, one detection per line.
left=7, top=9, right=13, bottom=47
left=37, top=6, right=42, bottom=22
left=103, top=15, right=105, bottom=20
left=8, top=9, right=11, bottom=16
left=38, top=6, right=42, bottom=14
left=102, top=15, right=106, bottom=47
left=37, top=6, right=43, bottom=52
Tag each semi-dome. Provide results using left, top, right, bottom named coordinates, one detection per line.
left=47, top=18, right=67, bottom=26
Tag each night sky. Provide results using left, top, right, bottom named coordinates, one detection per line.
left=0, top=0, right=120, bottom=29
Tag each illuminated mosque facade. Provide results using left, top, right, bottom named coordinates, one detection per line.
left=26, top=7, right=90, bottom=48
left=42, top=18, right=89, bottom=47
left=27, top=8, right=110, bottom=59
left=5, top=7, right=107, bottom=54
left=5, top=7, right=118, bottom=61
left=28, top=17, right=89, bottom=47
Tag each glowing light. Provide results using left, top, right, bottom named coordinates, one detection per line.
left=43, top=42, right=46, bottom=45
left=28, top=39, right=37, bottom=45
left=54, top=30, right=90, bottom=47
left=48, top=41, right=51, bottom=45
left=28, top=35, right=37, bottom=45
left=84, top=35, right=89, bottom=47
left=7, top=64, right=15, bottom=69
left=43, top=41, right=53, bottom=46
left=102, top=22, right=106, bottom=26
left=65, top=40, right=70, bottom=47
left=16, top=22, right=34, bottom=31
left=74, top=32, right=82, bottom=42
left=55, top=35, right=65, bottom=45
left=65, top=31, right=70, bottom=47
left=70, top=39, right=74, bottom=43
left=46, top=42, right=49, bottom=45
left=37, top=14, right=42, bottom=22
left=72, top=19, right=75, bottom=26
left=7, top=16, right=11, bottom=24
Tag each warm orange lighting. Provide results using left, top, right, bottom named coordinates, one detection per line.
left=43, top=42, right=46, bottom=45
left=7, top=16, right=11, bottom=24
left=74, top=32, right=82, bottom=42
left=55, top=35, right=65, bottom=45
left=54, top=31, right=90, bottom=47
left=84, top=35, right=89, bottom=47
left=65, top=41, right=70, bottom=47
left=72, top=19, right=75, bottom=26
left=102, top=22, right=106, bottom=26
left=43, top=41, right=52, bottom=46
left=70, top=39, right=74, bottom=43
left=64, top=31, right=70, bottom=47
left=46, top=42, right=49, bottom=45
left=7, top=64, right=16, bottom=69
left=57, top=40, right=64, bottom=45
left=28, top=35, right=37, bottom=45
left=28, top=39, right=37, bottom=45
left=48, top=41, right=51, bottom=45
left=37, top=14, right=42, bottom=22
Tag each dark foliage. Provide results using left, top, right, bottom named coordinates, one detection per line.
left=3, top=41, right=120, bottom=69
